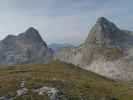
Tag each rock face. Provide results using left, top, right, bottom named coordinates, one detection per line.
left=55, top=17, right=133, bottom=81
left=0, top=27, right=53, bottom=65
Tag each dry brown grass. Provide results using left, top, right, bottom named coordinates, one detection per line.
left=0, top=60, right=132, bottom=100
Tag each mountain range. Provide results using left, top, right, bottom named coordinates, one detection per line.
left=0, top=17, right=133, bottom=81
left=49, top=43, right=74, bottom=52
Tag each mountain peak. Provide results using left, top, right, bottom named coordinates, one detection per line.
left=23, top=27, right=44, bottom=43
left=25, top=27, right=39, bottom=35
left=0, top=27, right=52, bottom=65
left=96, top=17, right=117, bottom=29
left=96, top=17, right=109, bottom=24
left=85, top=17, right=121, bottom=46
left=26, top=27, right=37, bottom=32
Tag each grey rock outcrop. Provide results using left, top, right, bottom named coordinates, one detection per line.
left=0, top=81, right=67, bottom=100
left=17, top=88, right=28, bottom=96
left=32, top=86, right=66, bottom=100
left=0, top=96, right=12, bottom=100
left=55, top=17, right=133, bottom=81
left=0, top=27, right=53, bottom=65
left=16, top=80, right=28, bottom=96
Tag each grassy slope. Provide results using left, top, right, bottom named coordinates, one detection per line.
left=0, top=61, right=132, bottom=100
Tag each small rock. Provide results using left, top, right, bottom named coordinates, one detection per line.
left=20, top=80, right=26, bottom=88
left=111, top=96, right=118, bottom=100
left=0, top=96, right=12, bottom=100
left=16, top=88, right=28, bottom=96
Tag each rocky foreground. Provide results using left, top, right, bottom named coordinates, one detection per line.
left=0, top=61, right=132, bottom=100
left=0, top=80, right=66, bottom=100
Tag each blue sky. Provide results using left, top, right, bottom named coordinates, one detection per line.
left=0, top=0, right=132, bottom=45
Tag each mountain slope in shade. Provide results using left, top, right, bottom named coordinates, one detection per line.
left=0, top=27, right=53, bottom=65
left=55, top=17, right=133, bottom=81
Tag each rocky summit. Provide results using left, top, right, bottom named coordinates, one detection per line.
left=55, top=17, right=133, bottom=81
left=0, top=27, right=53, bottom=65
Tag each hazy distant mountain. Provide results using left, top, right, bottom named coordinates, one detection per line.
left=49, top=43, right=74, bottom=52
left=0, top=27, right=53, bottom=65
left=55, top=17, right=133, bottom=81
